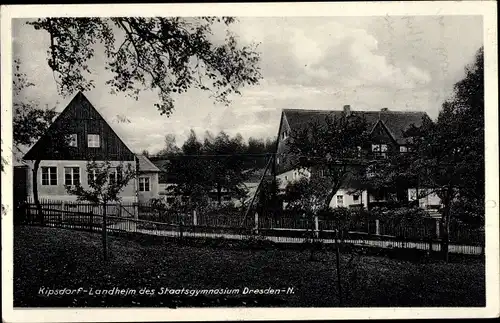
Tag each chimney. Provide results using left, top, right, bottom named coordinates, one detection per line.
left=343, top=105, right=351, bottom=116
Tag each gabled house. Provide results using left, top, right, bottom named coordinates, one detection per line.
left=22, top=92, right=139, bottom=203
left=275, top=105, right=442, bottom=210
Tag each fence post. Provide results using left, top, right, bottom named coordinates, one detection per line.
left=375, top=219, right=380, bottom=235
left=314, top=215, right=319, bottom=238
left=134, top=202, right=139, bottom=220
left=254, top=212, right=259, bottom=235
left=193, top=209, right=197, bottom=226
left=61, top=201, right=65, bottom=224
left=90, top=209, right=94, bottom=232
left=435, top=218, right=440, bottom=238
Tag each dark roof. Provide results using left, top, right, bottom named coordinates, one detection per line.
left=283, top=108, right=430, bottom=144
left=23, top=91, right=135, bottom=161
left=136, top=155, right=160, bottom=172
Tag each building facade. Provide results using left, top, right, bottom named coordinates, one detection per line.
left=274, top=105, right=442, bottom=210
left=23, top=92, right=139, bottom=203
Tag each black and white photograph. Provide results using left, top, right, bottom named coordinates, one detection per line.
left=1, top=2, right=498, bottom=322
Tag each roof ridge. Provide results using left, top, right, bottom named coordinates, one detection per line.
left=284, top=108, right=425, bottom=114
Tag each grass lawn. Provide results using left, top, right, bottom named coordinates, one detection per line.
left=13, top=226, right=485, bottom=307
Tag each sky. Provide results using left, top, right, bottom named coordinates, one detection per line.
left=12, top=16, right=483, bottom=155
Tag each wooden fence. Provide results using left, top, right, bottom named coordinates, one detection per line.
left=18, top=200, right=485, bottom=255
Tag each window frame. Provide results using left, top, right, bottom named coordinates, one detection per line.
left=139, top=176, right=151, bottom=192
left=64, top=166, right=81, bottom=186
left=41, top=166, right=58, bottom=186
left=108, top=167, right=123, bottom=184
left=336, top=195, right=344, bottom=207
left=372, top=143, right=388, bottom=158
left=87, top=134, right=100, bottom=148
left=87, top=169, right=97, bottom=185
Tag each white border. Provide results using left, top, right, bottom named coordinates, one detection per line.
left=1, top=2, right=498, bottom=322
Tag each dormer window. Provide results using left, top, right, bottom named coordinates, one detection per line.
left=88, top=134, right=100, bottom=148
left=281, top=130, right=289, bottom=140
left=400, top=145, right=408, bottom=153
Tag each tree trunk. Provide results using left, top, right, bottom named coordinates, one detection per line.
left=335, top=227, right=343, bottom=306
left=32, top=159, right=43, bottom=224
left=217, top=183, right=222, bottom=205
left=102, top=202, right=108, bottom=261
left=309, top=214, right=316, bottom=261
left=440, top=203, right=451, bottom=263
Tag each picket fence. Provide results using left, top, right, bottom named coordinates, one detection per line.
left=18, top=200, right=485, bottom=256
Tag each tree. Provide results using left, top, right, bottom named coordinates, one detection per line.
left=283, top=175, right=364, bottom=305
left=65, top=160, right=136, bottom=261
left=285, top=112, right=370, bottom=306
left=166, top=130, right=211, bottom=208
left=13, top=59, right=58, bottom=150
left=13, top=58, right=70, bottom=221
left=27, top=18, right=262, bottom=115
left=288, top=113, right=370, bottom=209
left=158, top=134, right=181, bottom=157
left=376, top=47, right=484, bottom=262
left=203, top=131, right=249, bottom=205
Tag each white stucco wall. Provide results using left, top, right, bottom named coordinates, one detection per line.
left=408, top=188, right=442, bottom=208
left=329, top=189, right=368, bottom=209
left=278, top=167, right=368, bottom=209
left=25, top=160, right=137, bottom=203
left=277, top=168, right=311, bottom=189
left=137, top=172, right=160, bottom=203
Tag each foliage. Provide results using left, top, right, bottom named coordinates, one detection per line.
left=283, top=176, right=330, bottom=217
left=287, top=113, right=370, bottom=209
left=158, top=134, right=182, bottom=156
left=65, top=160, right=136, bottom=204
left=358, top=47, right=484, bottom=261
left=162, top=130, right=255, bottom=205
left=13, top=59, right=58, bottom=149
left=27, top=17, right=262, bottom=115
left=255, top=177, right=282, bottom=217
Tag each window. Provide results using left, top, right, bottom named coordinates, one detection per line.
left=353, top=194, right=360, bottom=202
left=41, top=167, right=57, bottom=185
left=88, top=169, right=96, bottom=185
left=372, top=143, right=388, bottom=158
left=108, top=168, right=123, bottom=184
left=64, top=167, right=80, bottom=186
left=87, top=134, right=100, bottom=148
left=68, top=134, right=78, bottom=147
left=319, top=169, right=325, bottom=177
left=276, top=157, right=280, bottom=165
left=282, top=130, right=289, bottom=140
left=337, top=195, right=344, bottom=207
left=139, top=177, right=150, bottom=192
left=284, top=175, right=288, bottom=181
left=400, top=145, right=408, bottom=153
